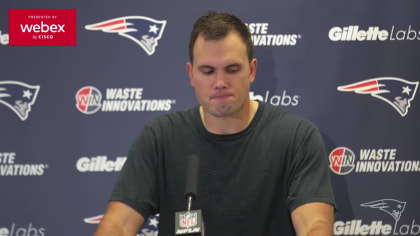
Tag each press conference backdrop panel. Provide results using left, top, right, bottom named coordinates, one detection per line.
left=0, top=0, right=419, bottom=235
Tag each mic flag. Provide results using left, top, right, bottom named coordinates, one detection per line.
left=175, top=209, right=203, bottom=235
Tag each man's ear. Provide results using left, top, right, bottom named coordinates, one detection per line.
left=186, top=62, right=194, bottom=87
left=249, top=58, right=257, bottom=83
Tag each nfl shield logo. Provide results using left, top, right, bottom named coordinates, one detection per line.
left=179, top=212, right=197, bottom=228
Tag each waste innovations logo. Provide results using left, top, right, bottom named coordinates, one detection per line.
left=329, top=147, right=420, bottom=175
left=84, top=214, right=159, bottom=236
left=338, top=77, right=418, bottom=117
left=75, top=86, right=176, bottom=115
left=335, top=199, right=420, bottom=235
left=85, top=16, right=166, bottom=55
left=245, top=23, right=302, bottom=46
left=8, top=9, right=76, bottom=46
left=249, top=90, right=300, bottom=106
left=0, top=222, right=46, bottom=236
left=0, top=30, right=9, bottom=45
left=0, top=81, right=40, bottom=121
left=0, top=152, right=48, bottom=176
left=76, top=155, right=127, bottom=172
left=329, top=25, right=420, bottom=42
left=329, top=147, right=356, bottom=175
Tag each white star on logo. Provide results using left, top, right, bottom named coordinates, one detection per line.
left=148, top=218, right=159, bottom=228
left=22, top=89, right=33, bottom=99
left=149, top=24, right=159, bottom=34
left=402, top=86, right=412, bottom=95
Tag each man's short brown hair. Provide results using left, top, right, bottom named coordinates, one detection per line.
left=188, top=10, right=254, bottom=63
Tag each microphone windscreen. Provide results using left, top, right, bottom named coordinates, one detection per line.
left=184, top=154, right=200, bottom=199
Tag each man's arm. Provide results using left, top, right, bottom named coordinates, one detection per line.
left=94, top=201, right=145, bottom=236
left=291, top=202, right=334, bottom=236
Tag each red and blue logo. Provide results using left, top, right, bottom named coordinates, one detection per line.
left=84, top=214, right=159, bottom=235
left=9, top=9, right=77, bottom=46
left=75, top=86, right=102, bottom=114
left=338, top=77, right=418, bottom=117
left=85, top=16, right=166, bottom=56
left=329, top=147, right=356, bottom=175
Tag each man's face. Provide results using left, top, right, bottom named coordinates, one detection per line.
left=187, top=31, right=257, bottom=118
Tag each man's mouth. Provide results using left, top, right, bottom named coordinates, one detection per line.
left=210, top=93, right=233, bottom=100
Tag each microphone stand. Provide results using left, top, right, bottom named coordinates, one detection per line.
left=187, top=196, right=193, bottom=212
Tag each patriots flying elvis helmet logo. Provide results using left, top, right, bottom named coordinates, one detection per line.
left=361, top=199, right=406, bottom=222
left=84, top=214, right=159, bottom=236
left=85, top=16, right=166, bottom=56
left=0, top=81, right=40, bottom=121
left=338, top=77, right=418, bottom=117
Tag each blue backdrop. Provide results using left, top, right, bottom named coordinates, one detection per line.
left=1, top=0, right=419, bottom=235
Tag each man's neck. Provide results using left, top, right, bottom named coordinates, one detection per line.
left=200, top=100, right=259, bottom=135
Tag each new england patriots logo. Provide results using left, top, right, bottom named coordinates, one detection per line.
left=84, top=214, right=159, bottom=236
left=361, top=199, right=406, bottom=222
left=85, top=16, right=166, bottom=56
left=338, top=77, right=418, bottom=117
left=0, top=81, right=40, bottom=121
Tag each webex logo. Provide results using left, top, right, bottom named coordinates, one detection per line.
left=9, top=9, right=76, bottom=45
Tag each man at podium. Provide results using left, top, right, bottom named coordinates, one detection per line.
left=95, top=10, right=335, bottom=236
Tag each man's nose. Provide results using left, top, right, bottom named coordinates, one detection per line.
left=214, top=71, right=228, bottom=89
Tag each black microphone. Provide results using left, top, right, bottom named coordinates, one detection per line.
left=175, top=155, right=204, bottom=235
left=185, top=154, right=200, bottom=209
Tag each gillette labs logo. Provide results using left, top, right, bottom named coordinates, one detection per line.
left=76, top=156, right=126, bottom=172
left=0, top=30, right=9, bottom=45
left=250, top=90, right=300, bottom=106
left=329, top=25, right=420, bottom=41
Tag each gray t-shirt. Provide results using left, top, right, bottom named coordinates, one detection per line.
left=111, top=101, right=335, bottom=235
